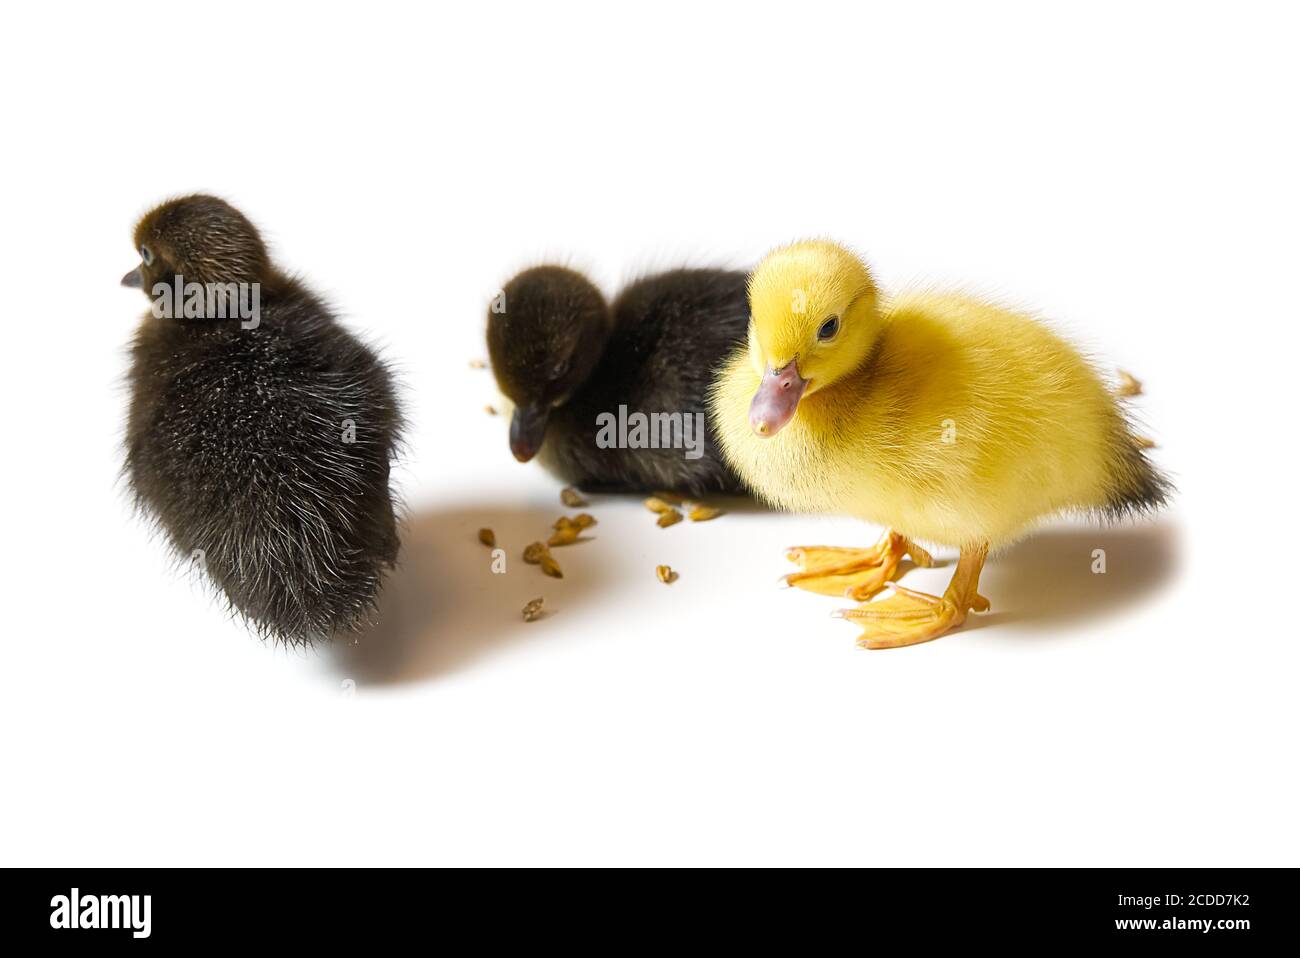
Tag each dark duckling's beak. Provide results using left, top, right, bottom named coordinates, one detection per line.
left=121, top=265, right=144, bottom=288
left=510, top=404, right=550, bottom=462
left=749, top=359, right=808, bottom=437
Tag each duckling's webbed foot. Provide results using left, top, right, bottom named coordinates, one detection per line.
left=784, top=530, right=931, bottom=601
left=836, top=544, right=989, bottom=650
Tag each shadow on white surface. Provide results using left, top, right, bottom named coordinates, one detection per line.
left=335, top=495, right=1181, bottom=683
left=966, top=519, right=1182, bottom=636
left=329, top=503, right=617, bottom=685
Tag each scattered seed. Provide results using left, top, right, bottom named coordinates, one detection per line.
left=653, top=490, right=685, bottom=505
left=560, top=487, right=588, bottom=508
left=484, top=405, right=498, bottom=415
left=549, top=513, right=596, bottom=545
left=656, top=564, right=678, bottom=584
left=478, top=528, right=496, bottom=548
left=548, top=525, right=581, bottom=547
left=524, top=540, right=564, bottom=575
left=687, top=504, right=723, bottom=522
left=522, top=597, right=545, bottom=622
left=469, top=359, right=487, bottom=369
left=644, top=496, right=675, bottom=514
left=657, top=508, right=683, bottom=528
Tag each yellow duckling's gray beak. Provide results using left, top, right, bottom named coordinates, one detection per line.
left=749, top=360, right=808, bottom=437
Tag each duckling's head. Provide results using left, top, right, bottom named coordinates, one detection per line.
left=745, top=239, right=882, bottom=437
left=122, top=194, right=271, bottom=297
left=487, top=266, right=610, bottom=462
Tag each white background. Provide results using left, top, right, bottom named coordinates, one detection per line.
left=2, top=1, right=1296, bottom=866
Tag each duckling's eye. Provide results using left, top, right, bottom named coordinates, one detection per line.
left=817, top=315, right=840, bottom=341
left=140, top=245, right=154, bottom=266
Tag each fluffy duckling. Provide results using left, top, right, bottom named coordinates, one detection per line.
left=710, top=239, right=1170, bottom=649
left=488, top=265, right=749, bottom=496
left=122, top=195, right=402, bottom=644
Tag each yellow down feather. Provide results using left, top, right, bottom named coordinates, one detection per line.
left=709, top=239, right=1164, bottom=550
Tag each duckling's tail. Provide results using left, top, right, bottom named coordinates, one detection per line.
left=1099, top=419, right=1173, bottom=520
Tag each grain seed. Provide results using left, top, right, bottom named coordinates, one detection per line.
left=1116, top=369, right=1143, bottom=397
left=657, top=508, right=683, bottom=528
left=548, top=525, right=581, bottom=547
left=687, top=504, right=723, bottom=522
left=560, top=487, right=588, bottom=508
left=522, top=597, right=545, bottom=622
left=478, top=528, right=496, bottom=548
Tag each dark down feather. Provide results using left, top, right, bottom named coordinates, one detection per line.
left=488, top=266, right=750, bottom=496
left=122, top=195, right=402, bottom=644
left=1100, top=420, right=1174, bottom=521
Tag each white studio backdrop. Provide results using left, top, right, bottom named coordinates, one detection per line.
left=0, top=1, right=1296, bottom=866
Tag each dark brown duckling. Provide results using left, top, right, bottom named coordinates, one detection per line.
left=487, top=265, right=749, bottom=496
left=122, top=195, right=402, bottom=645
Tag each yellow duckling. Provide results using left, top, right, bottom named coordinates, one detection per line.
left=710, top=239, right=1170, bottom=649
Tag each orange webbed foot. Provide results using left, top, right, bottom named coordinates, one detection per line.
left=835, top=582, right=988, bottom=649
left=783, top=530, right=929, bottom=601
left=832, top=544, right=991, bottom=650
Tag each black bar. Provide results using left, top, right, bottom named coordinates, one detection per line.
left=0, top=867, right=1290, bottom=946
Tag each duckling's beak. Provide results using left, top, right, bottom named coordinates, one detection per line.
left=510, top=404, right=550, bottom=462
left=749, top=360, right=808, bottom=437
left=120, top=265, right=144, bottom=288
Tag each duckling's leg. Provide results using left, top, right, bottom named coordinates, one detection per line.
left=835, top=543, right=990, bottom=650
left=784, top=530, right=934, bottom=601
